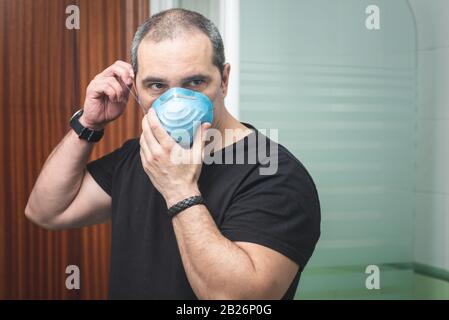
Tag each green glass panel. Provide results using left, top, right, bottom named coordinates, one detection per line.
left=240, top=0, right=416, bottom=299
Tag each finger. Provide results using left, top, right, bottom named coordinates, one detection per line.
left=200, top=123, right=211, bottom=160
left=110, top=60, right=134, bottom=76
left=142, top=114, right=163, bottom=155
left=140, top=148, right=150, bottom=170
left=114, top=68, right=133, bottom=89
left=114, top=60, right=134, bottom=77
left=102, top=63, right=134, bottom=86
left=194, top=122, right=211, bottom=147
left=114, top=64, right=134, bottom=86
left=106, top=78, right=127, bottom=102
left=114, top=77, right=132, bottom=103
left=139, top=134, right=153, bottom=164
left=94, top=82, right=118, bottom=102
left=101, top=64, right=131, bottom=83
left=191, top=122, right=209, bottom=163
left=202, top=122, right=212, bottom=135
left=148, top=108, right=175, bottom=149
left=169, top=143, right=185, bottom=165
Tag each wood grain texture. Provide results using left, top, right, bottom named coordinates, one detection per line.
left=0, top=0, right=149, bottom=299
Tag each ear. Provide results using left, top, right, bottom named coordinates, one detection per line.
left=220, top=63, right=231, bottom=97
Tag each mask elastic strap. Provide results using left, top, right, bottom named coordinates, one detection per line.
left=118, top=76, right=147, bottom=115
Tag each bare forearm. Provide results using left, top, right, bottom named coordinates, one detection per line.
left=26, top=129, right=95, bottom=221
left=171, top=204, right=264, bottom=300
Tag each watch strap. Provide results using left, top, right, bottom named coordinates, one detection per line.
left=70, top=109, right=104, bottom=143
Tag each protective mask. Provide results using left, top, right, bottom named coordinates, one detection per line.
left=151, top=87, right=213, bottom=148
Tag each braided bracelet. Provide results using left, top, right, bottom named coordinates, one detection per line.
left=167, top=195, right=205, bottom=219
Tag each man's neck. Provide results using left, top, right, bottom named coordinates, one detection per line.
left=210, top=108, right=254, bottom=152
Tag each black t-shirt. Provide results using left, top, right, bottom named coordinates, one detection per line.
left=86, top=123, right=321, bottom=300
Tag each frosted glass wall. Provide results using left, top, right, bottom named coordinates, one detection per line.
left=240, top=0, right=416, bottom=299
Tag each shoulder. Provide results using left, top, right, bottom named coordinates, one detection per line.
left=277, top=143, right=317, bottom=188
left=251, top=131, right=318, bottom=194
left=273, top=142, right=319, bottom=199
left=97, top=137, right=140, bottom=168
left=234, top=130, right=320, bottom=211
left=115, top=137, right=140, bottom=158
left=120, top=137, right=140, bottom=150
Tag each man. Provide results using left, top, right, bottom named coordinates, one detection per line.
left=25, top=8, right=320, bottom=299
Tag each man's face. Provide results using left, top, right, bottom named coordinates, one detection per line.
left=135, top=31, right=229, bottom=126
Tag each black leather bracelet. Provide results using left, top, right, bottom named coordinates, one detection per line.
left=167, top=195, right=205, bottom=219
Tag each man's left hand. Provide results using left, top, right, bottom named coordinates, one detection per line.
left=139, top=108, right=210, bottom=208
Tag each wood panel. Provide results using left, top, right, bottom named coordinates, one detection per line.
left=0, top=0, right=149, bottom=299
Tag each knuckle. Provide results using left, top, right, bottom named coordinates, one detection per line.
left=167, top=140, right=176, bottom=149
left=152, top=149, right=163, bottom=160
left=162, top=140, right=174, bottom=150
left=107, top=88, right=115, bottom=97
left=105, top=77, right=115, bottom=85
left=149, top=121, right=158, bottom=131
left=86, top=83, right=94, bottom=92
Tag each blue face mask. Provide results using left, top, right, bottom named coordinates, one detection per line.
left=151, top=87, right=213, bottom=148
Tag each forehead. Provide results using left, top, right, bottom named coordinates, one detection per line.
left=137, top=31, right=216, bottom=78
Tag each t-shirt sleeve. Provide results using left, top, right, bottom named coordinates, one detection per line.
left=86, top=139, right=137, bottom=197
left=220, top=152, right=321, bottom=270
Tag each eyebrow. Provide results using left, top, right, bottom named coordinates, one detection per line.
left=181, top=74, right=211, bottom=83
left=141, top=74, right=211, bottom=86
left=141, top=76, right=167, bottom=86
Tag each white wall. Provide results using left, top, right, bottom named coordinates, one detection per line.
left=409, top=0, right=449, bottom=272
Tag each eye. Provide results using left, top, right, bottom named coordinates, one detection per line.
left=187, top=79, right=205, bottom=87
left=149, top=83, right=166, bottom=91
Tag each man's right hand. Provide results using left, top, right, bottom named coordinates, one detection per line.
left=80, top=60, right=135, bottom=130
left=25, top=61, right=136, bottom=230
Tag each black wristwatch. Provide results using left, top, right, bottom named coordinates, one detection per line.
left=70, top=109, right=104, bottom=143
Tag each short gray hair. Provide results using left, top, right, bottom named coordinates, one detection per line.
left=131, top=8, right=225, bottom=77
